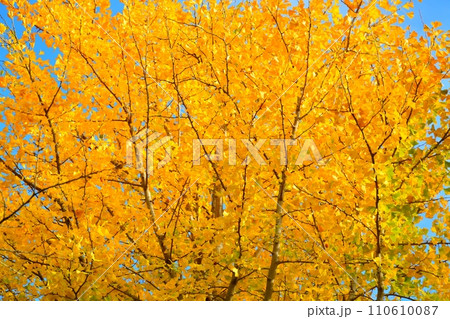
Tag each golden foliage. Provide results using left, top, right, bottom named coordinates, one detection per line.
left=0, top=0, right=448, bottom=300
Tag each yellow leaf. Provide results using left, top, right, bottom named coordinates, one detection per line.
left=431, top=21, right=442, bottom=29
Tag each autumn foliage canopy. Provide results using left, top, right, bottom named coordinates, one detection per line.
left=0, top=0, right=449, bottom=300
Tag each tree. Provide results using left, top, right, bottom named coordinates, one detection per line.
left=0, top=0, right=448, bottom=301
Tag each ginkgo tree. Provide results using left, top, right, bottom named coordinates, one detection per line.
left=0, top=0, right=449, bottom=301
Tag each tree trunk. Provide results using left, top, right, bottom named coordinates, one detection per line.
left=263, top=171, right=286, bottom=301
